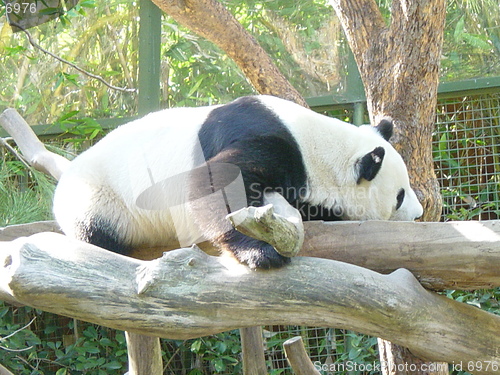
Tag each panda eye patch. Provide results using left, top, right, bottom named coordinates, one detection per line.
left=396, top=188, right=405, bottom=210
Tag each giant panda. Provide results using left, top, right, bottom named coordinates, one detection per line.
left=53, top=95, right=423, bottom=269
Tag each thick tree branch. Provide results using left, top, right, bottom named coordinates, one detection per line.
left=150, top=0, right=308, bottom=107
left=328, top=0, right=386, bottom=60
left=301, top=220, right=500, bottom=290
left=124, top=332, right=163, bottom=375
left=2, top=219, right=500, bottom=291
left=1, top=232, right=499, bottom=373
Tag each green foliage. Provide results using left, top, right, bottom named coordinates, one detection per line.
left=0, top=0, right=138, bottom=124
left=56, top=110, right=104, bottom=147
left=444, top=288, right=500, bottom=375
left=0, top=303, right=128, bottom=374
left=188, top=331, right=242, bottom=374
left=442, top=0, right=500, bottom=81
left=446, top=289, right=500, bottom=315
left=2, top=0, right=499, bottom=124
left=0, top=156, right=55, bottom=226
left=261, top=327, right=379, bottom=375
left=339, top=333, right=378, bottom=369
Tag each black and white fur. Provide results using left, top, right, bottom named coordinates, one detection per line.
left=53, top=96, right=423, bottom=269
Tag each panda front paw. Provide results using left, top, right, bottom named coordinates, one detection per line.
left=218, top=230, right=291, bottom=269
left=231, top=244, right=291, bottom=270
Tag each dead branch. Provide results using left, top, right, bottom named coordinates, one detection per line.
left=227, top=191, right=304, bottom=258
left=301, top=220, right=500, bottom=290
left=0, top=109, right=70, bottom=180
left=2, top=219, right=500, bottom=291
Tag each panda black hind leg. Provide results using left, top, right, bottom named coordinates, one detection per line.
left=73, top=215, right=132, bottom=255
left=53, top=177, right=134, bottom=256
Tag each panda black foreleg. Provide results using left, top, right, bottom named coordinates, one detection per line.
left=218, top=228, right=291, bottom=269
left=186, top=153, right=290, bottom=269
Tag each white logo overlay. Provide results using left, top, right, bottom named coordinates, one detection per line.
left=128, top=137, right=247, bottom=247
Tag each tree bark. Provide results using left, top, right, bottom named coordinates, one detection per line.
left=3, top=219, right=500, bottom=291
left=240, top=327, right=268, bottom=375
left=330, top=0, right=444, bottom=222
left=378, top=340, right=449, bottom=375
left=1, top=233, right=500, bottom=374
left=151, top=0, right=307, bottom=107
left=125, top=332, right=163, bottom=375
left=329, top=0, right=447, bottom=371
left=301, top=220, right=500, bottom=290
left=0, top=109, right=70, bottom=180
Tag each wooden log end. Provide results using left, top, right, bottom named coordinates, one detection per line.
left=283, top=336, right=321, bottom=375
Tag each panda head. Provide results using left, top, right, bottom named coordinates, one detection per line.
left=346, top=118, right=423, bottom=221
left=309, top=118, right=424, bottom=222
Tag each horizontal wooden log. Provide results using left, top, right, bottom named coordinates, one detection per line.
left=2, top=220, right=500, bottom=290
left=0, top=221, right=61, bottom=242
left=302, top=220, right=500, bottom=290
left=1, top=232, right=499, bottom=373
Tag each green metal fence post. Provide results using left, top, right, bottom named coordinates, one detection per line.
left=138, top=0, right=162, bottom=116
left=346, top=47, right=366, bottom=103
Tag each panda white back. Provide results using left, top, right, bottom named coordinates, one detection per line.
left=54, top=105, right=217, bottom=249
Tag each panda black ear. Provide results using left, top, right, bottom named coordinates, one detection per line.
left=375, top=118, right=393, bottom=141
left=357, top=147, right=385, bottom=184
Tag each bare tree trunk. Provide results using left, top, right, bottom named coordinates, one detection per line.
left=330, top=0, right=444, bottom=221
left=329, top=0, right=446, bottom=372
left=125, top=332, right=163, bottom=375
left=240, top=327, right=268, bottom=375
left=378, top=340, right=449, bottom=375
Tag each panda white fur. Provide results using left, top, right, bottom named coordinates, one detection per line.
left=53, top=95, right=423, bottom=269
